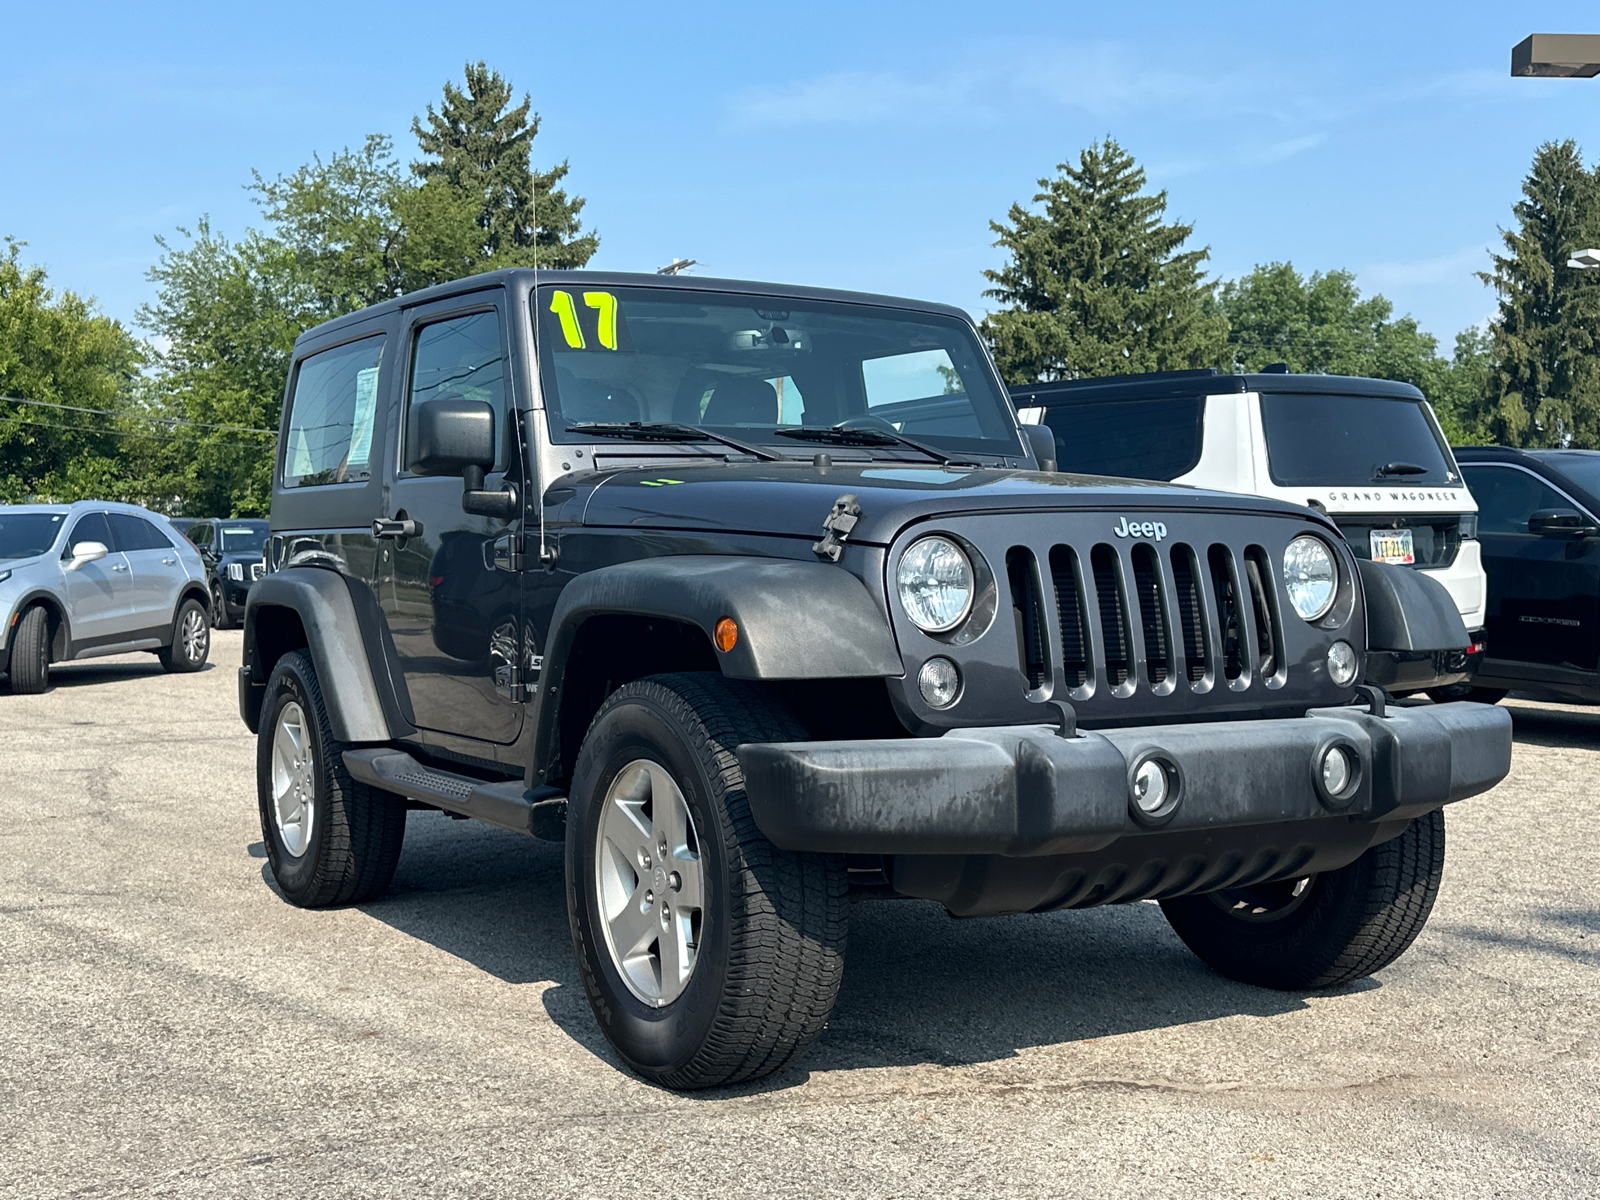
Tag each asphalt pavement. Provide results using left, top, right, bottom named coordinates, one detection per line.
left=1, top=632, right=1596, bottom=1198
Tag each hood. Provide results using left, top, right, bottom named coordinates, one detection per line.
left=561, top=462, right=1331, bottom=545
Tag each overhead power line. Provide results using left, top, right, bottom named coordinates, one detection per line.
left=0, top=414, right=270, bottom=451
left=0, top=395, right=277, bottom=435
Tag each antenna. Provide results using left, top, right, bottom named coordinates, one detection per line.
left=531, top=154, right=556, bottom=565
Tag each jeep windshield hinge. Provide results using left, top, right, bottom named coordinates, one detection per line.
left=485, top=532, right=523, bottom=573
left=812, top=493, right=862, bottom=562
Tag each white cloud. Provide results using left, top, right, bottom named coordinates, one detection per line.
left=727, top=41, right=1257, bottom=129
left=1241, top=133, right=1327, bottom=165
left=1359, top=243, right=1493, bottom=290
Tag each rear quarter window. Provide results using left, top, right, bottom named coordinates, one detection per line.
left=1040, top=396, right=1204, bottom=481
left=282, top=335, right=386, bottom=488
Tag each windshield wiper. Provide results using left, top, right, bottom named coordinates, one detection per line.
left=774, top=425, right=977, bottom=467
left=566, top=421, right=784, bottom=462
left=1374, top=461, right=1429, bottom=479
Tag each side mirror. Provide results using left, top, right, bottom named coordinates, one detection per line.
left=67, top=541, right=109, bottom=571
left=408, top=399, right=496, bottom=477
left=1022, top=424, right=1057, bottom=473
left=1528, top=507, right=1598, bottom=538
left=407, top=398, right=519, bottom=520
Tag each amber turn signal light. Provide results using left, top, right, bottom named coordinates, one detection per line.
left=714, top=617, right=738, bottom=653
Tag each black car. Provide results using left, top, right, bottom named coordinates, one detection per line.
left=237, top=268, right=1510, bottom=1091
left=181, top=518, right=269, bottom=629
left=1454, top=446, right=1600, bottom=703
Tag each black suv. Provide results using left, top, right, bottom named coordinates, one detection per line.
left=182, top=518, right=269, bottom=629
left=239, top=269, right=1510, bottom=1090
left=1454, top=445, right=1600, bottom=703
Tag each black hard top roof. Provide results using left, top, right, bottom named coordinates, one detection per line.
left=294, top=268, right=973, bottom=350
left=1008, top=368, right=1425, bottom=405
left=1451, top=444, right=1600, bottom=464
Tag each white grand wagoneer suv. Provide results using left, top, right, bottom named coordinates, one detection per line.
left=1013, top=369, right=1486, bottom=694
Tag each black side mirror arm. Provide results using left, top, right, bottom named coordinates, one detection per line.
left=461, top=465, right=520, bottom=519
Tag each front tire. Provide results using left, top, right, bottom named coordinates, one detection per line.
left=8, top=605, right=50, bottom=694
left=1160, top=809, right=1446, bottom=990
left=257, top=649, right=406, bottom=907
left=566, top=673, right=848, bottom=1090
left=158, top=598, right=211, bottom=673
left=212, top=582, right=234, bottom=631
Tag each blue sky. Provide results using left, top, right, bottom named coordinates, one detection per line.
left=6, top=1, right=1600, bottom=351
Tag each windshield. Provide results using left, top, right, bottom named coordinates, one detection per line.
left=0, top=512, right=65, bottom=561
left=219, top=525, right=267, bottom=554
left=535, top=286, right=1021, bottom=458
left=1259, top=393, right=1457, bottom=487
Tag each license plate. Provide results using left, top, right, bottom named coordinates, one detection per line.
left=1371, top=528, right=1414, bottom=565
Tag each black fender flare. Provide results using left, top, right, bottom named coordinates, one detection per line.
left=529, top=554, right=904, bottom=780
left=1358, top=559, right=1470, bottom=652
left=241, top=567, right=415, bottom=742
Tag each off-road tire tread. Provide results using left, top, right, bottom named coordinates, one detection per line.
left=583, top=672, right=848, bottom=1090
left=264, top=650, right=405, bottom=907
left=1162, top=809, right=1446, bottom=990
left=9, top=605, right=50, bottom=694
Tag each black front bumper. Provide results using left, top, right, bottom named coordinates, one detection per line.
left=737, top=701, right=1511, bottom=859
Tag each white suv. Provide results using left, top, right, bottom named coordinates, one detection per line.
left=0, top=501, right=213, bottom=693
left=1014, top=369, right=1486, bottom=692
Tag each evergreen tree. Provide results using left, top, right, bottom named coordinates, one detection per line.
left=1479, top=140, right=1600, bottom=447
left=981, top=138, right=1230, bottom=382
left=412, top=61, right=598, bottom=269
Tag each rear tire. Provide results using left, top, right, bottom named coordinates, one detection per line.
left=257, top=649, right=406, bottom=907
left=566, top=673, right=848, bottom=1090
left=1160, top=808, right=1446, bottom=990
left=158, top=598, right=211, bottom=673
left=8, top=605, right=50, bottom=694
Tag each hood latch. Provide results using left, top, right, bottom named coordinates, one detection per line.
left=812, top=493, right=861, bottom=562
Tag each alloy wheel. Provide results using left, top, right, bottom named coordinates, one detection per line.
left=1208, top=876, right=1318, bottom=923
left=271, top=701, right=316, bottom=857
left=181, top=606, right=208, bottom=663
left=593, top=759, right=706, bottom=1007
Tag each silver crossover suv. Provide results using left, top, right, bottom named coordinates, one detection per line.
left=0, top=502, right=213, bottom=693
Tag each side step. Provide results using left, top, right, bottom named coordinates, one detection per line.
left=342, top=748, right=566, bottom=841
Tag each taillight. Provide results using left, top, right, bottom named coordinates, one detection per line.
left=429, top=575, right=445, bottom=588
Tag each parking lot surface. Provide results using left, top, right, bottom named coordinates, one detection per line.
left=2, top=632, right=1596, bottom=1198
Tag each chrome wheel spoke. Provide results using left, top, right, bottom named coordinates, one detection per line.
left=269, top=702, right=314, bottom=857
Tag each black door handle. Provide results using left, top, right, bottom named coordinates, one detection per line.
left=372, top=516, right=423, bottom=539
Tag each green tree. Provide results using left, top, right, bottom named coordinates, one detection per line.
left=138, top=221, right=301, bottom=515
left=412, top=61, right=599, bottom=268
left=0, top=240, right=147, bottom=502
left=981, top=138, right=1230, bottom=383
left=1433, top=327, right=1494, bottom=445
left=1478, top=139, right=1600, bottom=447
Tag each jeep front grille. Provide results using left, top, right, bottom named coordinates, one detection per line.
left=1008, top=538, right=1283, bottom=700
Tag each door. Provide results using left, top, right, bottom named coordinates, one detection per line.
left=58, top=511, right=137, bottom=646
left=376, top=297, right=524, bottom=745
left=107, top=513, right=185, bottom=633
left=1463, top=463, right=1600, bottom=670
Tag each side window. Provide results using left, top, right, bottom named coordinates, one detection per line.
left=282, top=335, right=385, bottom=488
left=107, top=514, right=170, bottom=551
left=66, top=511, right=114, bottom=555
left=1041, top=396, right=1205, bottom=481
left=1464, top=465, right=1572, bottom=534
left=193, top=523, right=213, bottom=549
left=406, top=310, right=507, bottom=471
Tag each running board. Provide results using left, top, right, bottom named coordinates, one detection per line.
left=342, top=748, right=566, bottom=841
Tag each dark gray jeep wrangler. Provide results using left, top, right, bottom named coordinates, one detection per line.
left=240, top=269, right=1512, bottom=1089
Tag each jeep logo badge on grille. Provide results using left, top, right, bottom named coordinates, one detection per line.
left=1113, top=516, right=1167, bottom=541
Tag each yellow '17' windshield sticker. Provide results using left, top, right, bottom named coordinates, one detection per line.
left=547, top=290, right=630, bottom=351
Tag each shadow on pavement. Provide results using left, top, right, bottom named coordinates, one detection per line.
left=11, top=659, right=215, bottom=691
left=353, top=810, right=1326, bottom=1088
left=1501, top=702, right=1600, bottom=749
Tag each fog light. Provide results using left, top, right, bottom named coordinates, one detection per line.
left=1131, top=759, right=1170, bottom=813
left=917, top=657, right=961, bottom=708
left=1321, top=745, right=1354, bottom=797
left=1326, top=640, right=1357, bottom=686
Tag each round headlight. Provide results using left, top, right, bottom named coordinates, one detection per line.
left=897, top=536, right=974, bottom=633
left=1283, top=536, right=1337, bottom=622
